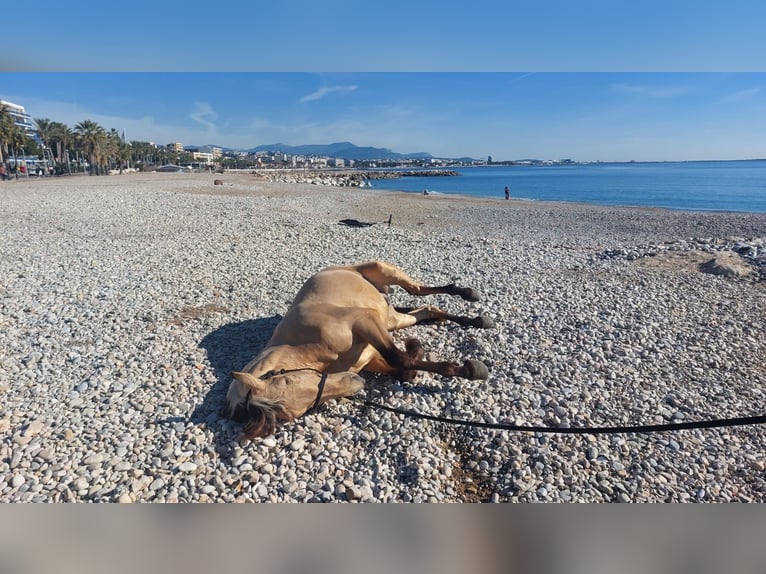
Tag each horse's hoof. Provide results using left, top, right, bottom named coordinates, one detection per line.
left=460, top=287, right=481, bottom=302
left=463, top=359, right=489, bottom=380
left=405, top=338, right=424, bottom=355
left=472, top=315, right=495, bottom=329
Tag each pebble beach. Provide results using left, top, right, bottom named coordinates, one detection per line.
left=1, top=171, right=765, bottom=503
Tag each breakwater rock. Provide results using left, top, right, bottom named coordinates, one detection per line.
left=250, top=169, right=460, bottom=187
left=251, top=170, right=371, bottom=187
left=359, top=170, right=460, bottom=179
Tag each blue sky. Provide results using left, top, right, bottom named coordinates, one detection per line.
left=3, top=73, right=765, bottom=162
left=4, top=1, right=766, bottom=72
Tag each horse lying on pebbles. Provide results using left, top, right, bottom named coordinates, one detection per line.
left=226, top=261, right=494, bottom=439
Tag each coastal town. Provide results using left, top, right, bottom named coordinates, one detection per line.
left=1, top=98, right=575, bottom=180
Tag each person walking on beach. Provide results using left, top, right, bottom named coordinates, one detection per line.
left=504, top=185, right=510, bottom=200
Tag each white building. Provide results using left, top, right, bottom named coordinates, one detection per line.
left=198, top=145, right=222, bottom=159
left=191, top=151, right=214, bottom=163
left=0, top=99, right=39, bottom=143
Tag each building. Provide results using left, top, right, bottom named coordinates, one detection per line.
left=0, top=99, right=40, bottom=143
left=191, top=151, right=214, bottom=163
left=166, top=142, right=184, bottom=152
left=198, top=145, right=222, bottom=159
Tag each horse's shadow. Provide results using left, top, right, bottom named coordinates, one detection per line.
left=191, top=315, right=282, bottom=462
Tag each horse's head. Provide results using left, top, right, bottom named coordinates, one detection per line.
left=225, top=370, right=365, bottom=439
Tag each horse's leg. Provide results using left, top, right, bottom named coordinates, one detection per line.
left=354, top=261, right=482, bottom=301
left=400, top=338, right=425, bottom=382
left=353, top=310, right=488, bottom=380
left=362, top=338, right=425, bottom=382
left=391, top=305, right=494, bottom=330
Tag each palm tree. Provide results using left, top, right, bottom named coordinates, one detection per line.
left=50, top=122, right=73, bottom=173
left=130, top=140, right=152, bottom=168
left=34, top=118, right=53, bottom=150
left=0, top=103, right=18, bottom=165
left=74, top=119, right=106, bottom=175
left=34, top=118, right=57, bottom=171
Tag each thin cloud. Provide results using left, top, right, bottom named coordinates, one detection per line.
left=12, top=94, right=233, bottom=146
left=610, top=83, right=688, bottom=97
left=719, top=87, right=760, bottom=103
left=300, top=85, right=358, bottom=103
left=508, top=72, right=536, bottom=83
left=249, top=116, right=366, bottom=144
left=190, top=101, right=217, bottom=131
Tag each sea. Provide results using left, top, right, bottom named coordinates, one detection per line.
left=366, top=160, right=766, bottom=213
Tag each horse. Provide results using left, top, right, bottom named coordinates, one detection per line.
left=225, top=261, right=494, bottom=439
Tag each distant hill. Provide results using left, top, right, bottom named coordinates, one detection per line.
left=245, top=141, right=434, bottom=161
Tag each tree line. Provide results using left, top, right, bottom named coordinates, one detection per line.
left=0, top=104, right=189, bottom=175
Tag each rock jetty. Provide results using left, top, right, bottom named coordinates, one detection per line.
left=250, top=169, right=459, bottom=187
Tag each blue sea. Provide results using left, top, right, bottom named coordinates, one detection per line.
left=367, top=160, right=766, bottom=213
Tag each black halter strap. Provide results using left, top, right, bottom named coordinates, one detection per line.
left=259, top=367, right=328, bottom=413
left=308, top=372, right=328, bottom=413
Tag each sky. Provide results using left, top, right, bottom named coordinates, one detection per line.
left=2, top=1, right=766, bottom=162
left=3, top=73, right=765, bottom=162
left=3, top=1, right=766, bottom=73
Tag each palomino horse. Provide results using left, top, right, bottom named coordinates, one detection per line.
left=226, top=261, right=494, bottom=439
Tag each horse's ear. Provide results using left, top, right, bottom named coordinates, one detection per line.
left=231, top=371, right=266, bottom=391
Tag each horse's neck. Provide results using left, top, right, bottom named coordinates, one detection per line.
left=244, top=344, right=325, bottom=375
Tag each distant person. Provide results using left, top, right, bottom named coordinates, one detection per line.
left=0, top=164, right=7, bottom=181
left=504, top=185, right=510, bottom=200
left=423, top=188, right=429, bottom=195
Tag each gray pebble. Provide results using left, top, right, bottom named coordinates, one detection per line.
left=1, top=174, right=764, bottom=504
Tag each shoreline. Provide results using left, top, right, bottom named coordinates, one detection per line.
left=6, top=170, right=765, bottom=216
left=1, top=173, right=765, bottom=502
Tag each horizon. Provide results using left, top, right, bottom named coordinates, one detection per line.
left=2, top=73, right=766, bottom=163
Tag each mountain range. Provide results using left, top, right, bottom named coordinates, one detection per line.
left=244, top=141, right=434, bottom=161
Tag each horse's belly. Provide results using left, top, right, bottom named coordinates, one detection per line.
left=326, top=342, right=373, bottom=373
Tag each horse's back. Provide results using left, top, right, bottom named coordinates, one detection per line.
left=292, top=266, right=384, bottom=309
left=268, top=266, right=387, bottom=352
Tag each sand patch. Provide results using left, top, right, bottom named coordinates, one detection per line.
left=635, top=250, right=754, bottom=278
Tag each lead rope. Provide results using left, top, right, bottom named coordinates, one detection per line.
left=345, top=396, right=766, bottom=434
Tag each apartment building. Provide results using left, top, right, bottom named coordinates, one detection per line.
left=0, top=99, right=39, bottom=143
left=197, top=145, right=222, bottom=159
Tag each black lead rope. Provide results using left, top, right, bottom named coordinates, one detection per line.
left=260, top=368, right=766, bottom=434
left=350, top=397, right=766, bottom=435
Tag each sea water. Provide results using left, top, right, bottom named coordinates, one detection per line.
left=367, top=160, right=766, bottom=213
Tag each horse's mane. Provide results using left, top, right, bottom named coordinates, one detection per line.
left=242, top=395, right=293, bottom=440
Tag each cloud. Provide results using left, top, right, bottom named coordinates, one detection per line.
left=610, top=83, right=688, bottom=97
left=8, top=94, right=238, bottom=147
left=508, top=72, right=536, bottom=83
left=300, top=85, right=358, bottom=103
left=719, top=87, right=760, bottom=103
left=249, top=116, right=365, bottom=143
left=190, top=101, right=217, bottom=131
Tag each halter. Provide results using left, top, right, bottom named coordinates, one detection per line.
left=259, top=367, right=328, bottom=413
